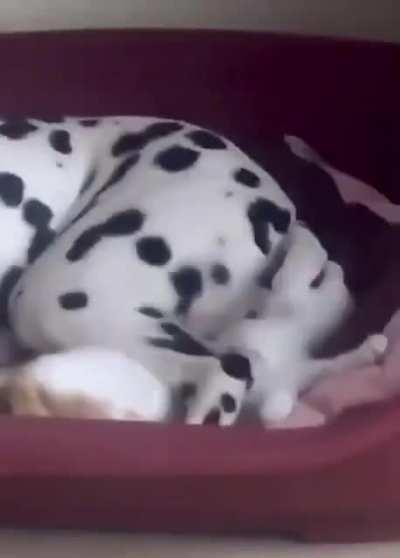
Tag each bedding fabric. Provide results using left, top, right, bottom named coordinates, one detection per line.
left=276, top=136, right=400, bottom=428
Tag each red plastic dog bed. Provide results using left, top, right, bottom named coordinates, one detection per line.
left=0, top=29, right=399, bottom=542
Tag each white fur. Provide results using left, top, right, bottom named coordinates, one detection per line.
left=2, top=116, right=294, bottom=423
left=197, top=225, right=387, bottom=425
left=0, top=116, right=385, bottom=426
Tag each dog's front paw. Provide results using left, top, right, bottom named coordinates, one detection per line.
left=260, top=391, right=295, bottom=425
left=186, top=392, right=240, bottom=427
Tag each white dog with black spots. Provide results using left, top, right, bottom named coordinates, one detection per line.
left=0, top=116, right=387, bottom=424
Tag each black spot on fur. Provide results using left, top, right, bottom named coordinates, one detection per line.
left=79, top=119, right=99, bottom=127
left=234, top=168, right=260, bottom=188
left=248, top=216, right=270, bottom=255
left=147, top=322, right=212, bottom=357
left=0, top=173, right=24, bottom=207
left=23, top=199, right=53, bottom=227
left=155, top=145, right=199, bottom=172
left=220, top=353, right=253, bottom=389
left=100, top=153, right=140, bottom=194
left=0, top=120, right=38, bottom=139
left=62, top=155, right=140, bottom=234
left=49, top=130, right=72, bottom=154
left=310, top=268, right=326, bottom=288
left=23, top=198, right=55, bottom=264
left=203, top=408, right=221, bottom=425
left=186, top=130, right=226, bottom=150
left=0, top=266, right=23, bottom=325
left=27, top=228, right=55, bottom=264
left=136, top=236, right=171, bottom=266
left=138, top=306, right=164, bottom=319
left=161, top=322, right=181, bottom=336
left=114, top=136, right=142, bottom=156
left=112, top=121, right=183, bottom=156
left=221, top=393, right=237, bottom=413
left=66, top=226, right=103, bottom=262
left=247, top=198, right=291, bottom=254
left=170, top=266, right=203, bottom=315
left=248, top=198, right=291, bottom=233
left=245, top=310, right=258, bottom=319
left=210, top=263, right=230, bottom=285
left=67, top=209, right=145, bottom=261
left=36, top=117, right=64, bottom=124
left=59, top=291, right=88, bottom=310
left=102, top=210, right=145, bottom=236
left=79, top=168, right=97, bottom=195
left=257, top=243, right=288, bottom=289
left=179, top=382, right=197, bottom=402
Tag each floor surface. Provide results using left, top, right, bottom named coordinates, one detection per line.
left=0, top=531, right=398, bottom=557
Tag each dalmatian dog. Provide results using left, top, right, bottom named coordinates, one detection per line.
left=0, top=221, right=386, bottom=424
left=0, top=116, right=389, bottom=424
left=188, top=224, right=387, bottom=426
left=0, top=116, right=293, bottom=422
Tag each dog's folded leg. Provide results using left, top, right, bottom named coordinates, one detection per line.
left=186, top=353, right=251, bottom=427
